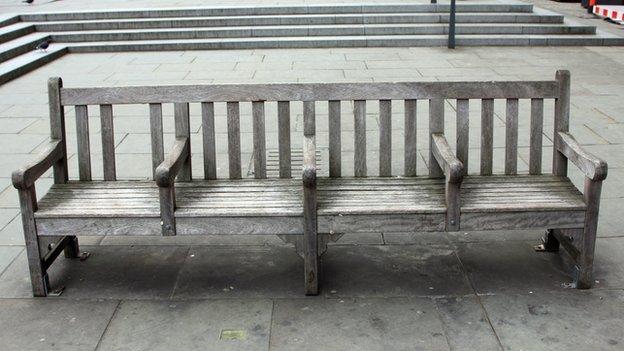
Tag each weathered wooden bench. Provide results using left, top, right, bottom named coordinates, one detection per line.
left=13, top=70, right=607, bottom=296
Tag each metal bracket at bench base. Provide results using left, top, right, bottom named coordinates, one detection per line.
left=534, top=230, right=561, bottom=252
left=277, top=233, right=344, bottom=259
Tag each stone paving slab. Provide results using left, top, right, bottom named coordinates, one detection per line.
left=270, top=297, right=450, bottom=351
left=97, top=299, right=272, bottom=351
left=0, top=298, right=118, bottom=351
left=482, top=289, right=624, bottom=350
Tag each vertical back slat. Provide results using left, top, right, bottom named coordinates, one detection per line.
left=505, top=98, right=519, bottom=175
left=174, top=102, right=191, bottom=181
left=553, top=70, right=571, bottom=177
left=201, top=102, right=217, bottom=180
left=75, top=105, right=91, bottom=181
left=252, top=101, right=267, bottom=179
left=277, top=101, right=291, bottom=178
left=480, top=99, right=494, bottom=175
left=304, top=101, right=316, bottom=136
left=48, top=77, right=68, bottom=184
left=149, top=103, right=164, bottom=180
left=456, top=99, right=469, bottom=175
left=404, top=99, right=417, bottom=177
left=429, top=98, right=444, bottom=178
left=379, top=99, right=392, bottom=177
left=328, top=100, right=341, bottom=178
left=100, top=104, right=116, bottom=181
left=227, top=102, right=242, bottom=179
left=529, top=98, right=544, bottom=175
left=353, top=100, right=367, bottom=177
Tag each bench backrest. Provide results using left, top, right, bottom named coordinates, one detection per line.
left=48, top=70, right=569, bottom=182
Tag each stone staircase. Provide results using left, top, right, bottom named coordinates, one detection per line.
left=0, top=2, right=621, bottom=84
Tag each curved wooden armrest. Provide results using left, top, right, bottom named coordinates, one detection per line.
left=302, top=135, right=317, bottom=189
left=12, top=140, right=63, bottom=190
left=557, top=132, right=608, bottom=181
left=155, top=137, right=190, bottom=187
left=431, top=133, right=464, bottom=184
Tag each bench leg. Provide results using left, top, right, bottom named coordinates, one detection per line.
left=575, top=179, right=602, bottom=289
left=303, top=187, right=319, bottom=296
left=18, top=188, right=50, bottom=297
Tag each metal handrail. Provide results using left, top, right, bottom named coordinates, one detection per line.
left=448, top=0, right=456, bottom=49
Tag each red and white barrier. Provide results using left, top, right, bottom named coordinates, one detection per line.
left=593, top=5, right=624, bottom=23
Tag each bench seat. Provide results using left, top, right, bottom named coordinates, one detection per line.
left=460, top=175, right=587, bottom=231
left=35, top=179, right=303, bottom=236
left=318, top=177, right=447, bottom=233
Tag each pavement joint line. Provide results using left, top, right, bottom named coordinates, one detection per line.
left=167, top=246, right=191, bottom=300
left=451, top=249, right=506, bottom=350
left=93, top=299, right=122, bottom=351
left=0, top=246, right=23, bottom=279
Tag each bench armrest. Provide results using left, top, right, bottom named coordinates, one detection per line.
left=557, top=132, right=608, bottom=181
left=431, top=133, right=464, bottom=184
left=155, top=137, right=190, bottom=187
left=12, top=140, right=63, bottom=190
left=302, top=135, right=317, bottom=188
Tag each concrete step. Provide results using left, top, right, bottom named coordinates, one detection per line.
left=48, top=24, right=597, bottom=42
left=0, top=32, right=49, bottom=64
left=0, top=44, right=66, bottom=85
left=0, top=22, right=35, bottom=44
left=61, top=34, right=624, bottom=53
left=33, top=13, right=565, bottom=32
left=19, top=3, right=535, bottom=21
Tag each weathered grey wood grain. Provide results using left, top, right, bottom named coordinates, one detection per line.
left=553, top=70, right=570, bottom=177
left=277, top=101, right=291, bottom=178
left=302, top=100, right=318, bottom=295
left=431, top=133, right=463, bottom=231
left=576, top=178, right=602, bottom=288
left=12, top=140, right=62, bottom=190
left=155, top=137, right=190, bottom=187
left=480, top=98, right=494, bottom=175
left=174, top=102, right=191, bottom=182
left=461, top=210, right=586, bottom=231
left=429, top=98, right=444, bottom=178
left=252, top=101, right=267, bottom=179
left=149, top=103, right=164, bottom=180
left=404, top=99, right=417, bottom=177
left=159, top=186, right=176, bottom=236
left=100, top=104, right=116, bottom=181
left=227, top=102, right=241, bottom=179
left=456, top=99, right=469, bottom=175
left=354, top=100, right=366, bottom=177
left=557, top=132, right=608, bottom=181
left=379, top=99, right=392, bottom=177
left=201, top=102, right=217, bottom=180
left=529, top=98, right=544, bottom=175
left=74, top=105, right=91, bottom=181
left=505, top=98, right=519, bottom=175
left=318, top=213, right=446, bottom=233
left=60, top=81, right=560, bottom=105
left=328, top=100, right=341, bottom=178
left=18, top=186, right=49, bottom=296
left=48, top=77, right=68, bottom=184
left=37, top=217, right=161, bottom=236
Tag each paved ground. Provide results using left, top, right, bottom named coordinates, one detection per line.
left=1, top=1, right=624, bottom=351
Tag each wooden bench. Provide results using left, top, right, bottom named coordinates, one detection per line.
left=13, top=70, right=607, bottom=296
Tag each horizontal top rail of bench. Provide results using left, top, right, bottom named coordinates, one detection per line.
left=59, top=81, right=560, bottom=105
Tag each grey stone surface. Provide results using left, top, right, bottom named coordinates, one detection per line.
left=482, top=290, right=624, bottom=350
left=270, top=297, right=450, bottom=351
left=455, top=240, right=573, bottom=294
left=321, top=244, right=473, bottom=297
left=172, top=245, right=302, bottom=299
left=0, top=299, right=118, bottom=351
left=97, top=299, right=272, bottom=351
